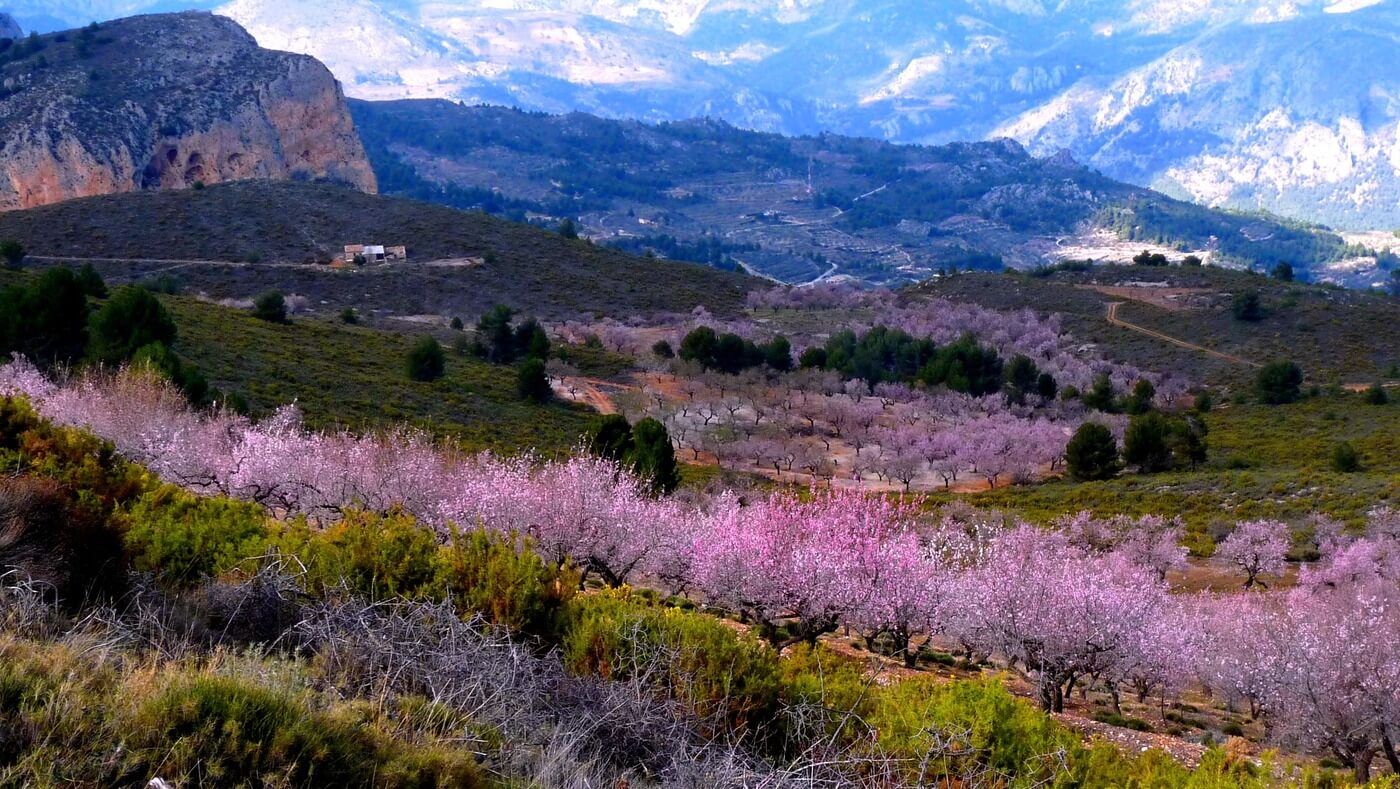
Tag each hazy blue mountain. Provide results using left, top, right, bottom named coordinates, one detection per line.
left=8, top=0, right=1400, bottom=227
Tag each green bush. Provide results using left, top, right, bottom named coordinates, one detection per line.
left=1363, top=383, right=1389, bottom=405
left=630, top=417, right=679, bottom=495
left=1091, top=711, right=1153, bottom=732
left=871, top=678, right=1082, bottom=783
left=1256, top=360, right=1304, bottom=405
left=122, top=486, right=270, bottom=588
left=0, top=238, right=25, bottom=269
left=87, top=286, right=176, bottom=365
left=1232, top=290, right=1264, bottom=322
left=561, top=591, right=781, bottom=735
left=1065, top=422, right=1120, bottom=481
left=130, top=677, right=484, bottom=788
left=516, top=357, right=551, bottom=402
left=437, top=527, right=577, bottom=636
left=406, top=336, right=446, bottom=382
left=1331, top=441, right=1363, bottom=473
left=76, top=263, right=107, bottom=298
left=251, top=291, right=287, bottom=324
left=278, top=510, right=442, bottom=601
left=0, top=267, right=90, bottom=366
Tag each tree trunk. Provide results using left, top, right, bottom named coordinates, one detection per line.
left=1381, top=729, right=1400, bottom=775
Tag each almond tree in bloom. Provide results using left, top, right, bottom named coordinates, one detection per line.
left=1256, top=541, right=1400, bottom=781
left=959, top=525, right=1169, bottom=712
left=1217, top=519, right=1291, bottom=589
left=689, top=489, right=909, bottom=651
left=1058, top=511, right=1188, bottom=581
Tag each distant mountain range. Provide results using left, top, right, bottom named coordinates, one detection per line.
left=7, top=1, right=1400, bottom=229
left=351, top=99, right=1389, bottom=287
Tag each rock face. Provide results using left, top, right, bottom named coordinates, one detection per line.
left=0, top=12, right=375, bottom=212
left=0, top=14, right=21, bottom=40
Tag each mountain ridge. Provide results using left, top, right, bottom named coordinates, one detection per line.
left=350, top=98, right=1386, bottom=288
left=0, top=12, right=375, bottom=211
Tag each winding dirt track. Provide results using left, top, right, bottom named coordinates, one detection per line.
left=1105, top=302, right=1262, bottom=368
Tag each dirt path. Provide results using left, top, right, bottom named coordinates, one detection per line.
left=1105, top=302, right=1262, bottom=368
left=554, top=376, right=621, bottom=415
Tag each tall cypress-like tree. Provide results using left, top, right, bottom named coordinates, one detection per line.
left=630, top=417, right=680, bottom=495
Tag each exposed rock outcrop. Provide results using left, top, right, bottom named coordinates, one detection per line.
left=0, top=12, right=375, bottom=211
left=0, top=14, right=20, bottom=40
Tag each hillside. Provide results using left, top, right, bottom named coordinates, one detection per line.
left=164, top=297, right=596, bottom=454
left=0, top=180, right=757, bottom=318
left=350, top=99, right=1367, bottom=286
left=0, top=12, right=374, bottom=211
left=911, top=266, right=1400, bottom=389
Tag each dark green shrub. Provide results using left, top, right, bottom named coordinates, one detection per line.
left=1194, top=390, right=1214, bottom=413
left=1125, top=379, right=1156, bottom=415
left=630, top=417, right=679, bottom=495
left=514, top=317, right=550, bottom=361
left=0, top=238, right=25, bottom=269
left=1256, top=361, right=1303, bottom=405
left=0, top=267, right=90, bottom=366
left=339, top=307, right=358, bottom=324
left=76, top=263, right=107, bottom=298
left=1232, top=290, right=1263, bottom=322
left=131, top=342, right=208, bottom=404
left=1091, top=711, right=1153, bottom=732
left=406, top=336, right=445, bottom=382
left=251, top=291, right=287, bottom=324
left=1363, top=383, right=1389, bottom=405
left=651, top=339, right=674, bottom=358
left=1124, top=412, right=1173, bottom=472
left=1083, top=374, right=1117, bottom=412
left=1065, top=423, right=1120, bottom=481
left=516, top=358, right=551, bottom=402
left=87, top=286, right=176, bottom=366
left=474, top=304, right=517, bottom=363
left=1331, top=441, right=1363, bottom=473
left=586, top=414, right=634, bottom=463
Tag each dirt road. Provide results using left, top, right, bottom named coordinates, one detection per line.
left=1105, top=302, right=1262, bottom=368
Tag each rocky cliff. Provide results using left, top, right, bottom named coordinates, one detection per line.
left=0, top=14, right=20, bottom=40
left=0, top=12, right=375, bottom=212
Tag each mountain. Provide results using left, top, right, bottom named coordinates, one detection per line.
left=166, top=0, right=1398, bottom=231
left=999, top=6, right=1400, bottom=230
left=0, top=12, right=375, bottom=211
left=350, top=99, right=1376, bottom=287
left=8, top=2, right=1400, bottom=228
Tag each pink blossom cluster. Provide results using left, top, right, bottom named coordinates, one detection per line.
left=4, top=359, right=1396, bottom=776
